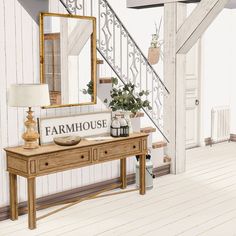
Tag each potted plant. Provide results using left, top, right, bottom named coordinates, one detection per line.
left=82, top=80, right=94, bottom=100
left=148, top=19, right=164, bottom=65
left=104, top=79, right=152, bottom=133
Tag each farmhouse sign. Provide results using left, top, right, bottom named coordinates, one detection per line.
left=38, top=111, right=111, bottom=144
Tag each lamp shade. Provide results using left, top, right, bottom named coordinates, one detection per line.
left=8, top=84, right=50, bottom=107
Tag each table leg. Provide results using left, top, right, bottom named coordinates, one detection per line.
left=27, top=177, right=36, bottom=230
left=9, top=173, right=18, bottom=220
left=139, top=154, right=146, bottom=195
left=120, top=158, right=127, bottom=189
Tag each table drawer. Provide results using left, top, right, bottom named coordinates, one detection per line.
left=38, top=149, right=91, bottom=172
left=98, top=139, right=142, bottom=161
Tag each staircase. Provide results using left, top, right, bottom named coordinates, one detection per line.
left=59, top=0, right=171, bottom=169
left=60, top=0, right=170, bottom=143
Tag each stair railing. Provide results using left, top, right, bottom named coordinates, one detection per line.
left=60, top=0, right=170, bottom=142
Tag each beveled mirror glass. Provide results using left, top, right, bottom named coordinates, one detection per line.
left=40, top=13, right=97, bottom=108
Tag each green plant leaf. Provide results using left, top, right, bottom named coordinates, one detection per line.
left=103, top=80, right=151, bottom=114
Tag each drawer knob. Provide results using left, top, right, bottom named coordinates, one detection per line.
left=81, top=155, right=85, bottom=159
left=45, top=162, right=49, bottom=166
left=133, top=145, right=136, bottom=149
left=104, top=151, right=108, bottom=154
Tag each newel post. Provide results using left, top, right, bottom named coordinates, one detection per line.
left=163, top=2, right=187, bottom=174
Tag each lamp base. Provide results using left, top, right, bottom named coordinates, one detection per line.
left=22, top=107, right=40, bottom=149
left=23, top=141, right=39, bottom=149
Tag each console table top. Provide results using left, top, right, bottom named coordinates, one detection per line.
left=5, top=132, right=148, bottom=157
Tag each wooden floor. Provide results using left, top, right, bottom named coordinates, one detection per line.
left=1, top=142, right=236, bottom=235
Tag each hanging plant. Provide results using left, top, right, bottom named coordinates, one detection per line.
left=148, top=18, right=164, bottom=65
left=104, top=79, right=152, bottom=115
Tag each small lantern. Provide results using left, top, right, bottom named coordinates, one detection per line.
left=120, top=125, right=129, bottom=137
left=110, top=115, right=121, bottom=137
left=111, top=126, right=121, bottom=137
left=117, top=114, right=129, bottom=137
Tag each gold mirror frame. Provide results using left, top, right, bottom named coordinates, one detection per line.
left=39, top=12, right=97, bottom=109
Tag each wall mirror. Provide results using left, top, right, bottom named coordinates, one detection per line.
left=40, top=13, right=97, bottom=108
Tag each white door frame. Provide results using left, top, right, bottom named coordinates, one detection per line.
left=199, top=36, right=206, bottom=147
left=196, top=38, right=203, bottom=147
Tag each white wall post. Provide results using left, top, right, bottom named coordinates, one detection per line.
left=164, top=2, right=187, bottom=174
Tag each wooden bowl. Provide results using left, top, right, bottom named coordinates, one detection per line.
left=53, top=136, right=81, bottom=146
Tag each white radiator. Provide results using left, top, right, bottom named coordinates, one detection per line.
left=211, top=106, right=230, bottom=143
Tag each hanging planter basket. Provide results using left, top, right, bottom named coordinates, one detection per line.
left=148, top=46, right=160, bottom=65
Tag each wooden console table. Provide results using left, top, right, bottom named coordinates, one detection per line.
left=4, top=132, right=148, bottom=230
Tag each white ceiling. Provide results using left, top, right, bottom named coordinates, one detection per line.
left=127, top=0, right=236, bottom=9
left=226, top=0, right=236, bottom=9
left=184, top=0, right=236, bottom=8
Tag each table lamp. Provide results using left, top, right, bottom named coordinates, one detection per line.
left=8, top=84, right=50, bottom=149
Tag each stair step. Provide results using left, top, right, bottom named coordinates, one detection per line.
left=97, top=59, right=104, bottom=65
left=164, top=156, right=171, bottom=163
left=157, top=162, right=171, bottom=168
left=155, top=163, right=171, bottom=177
left=152, top=141, right=167, bottom=149
left=115, top=112, right=144, bottom=118
left=140, top=127, right=156, bottom=134
left=130, top=112, right=144, bottom=118
left=99, top=77, right=113, bottom=84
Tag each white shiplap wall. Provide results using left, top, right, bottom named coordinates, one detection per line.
left=0, top=0, right=136, bottom=207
